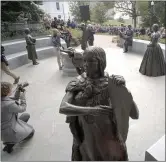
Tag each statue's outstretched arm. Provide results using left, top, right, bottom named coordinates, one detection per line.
left=59, top=92, right=112, bottom=116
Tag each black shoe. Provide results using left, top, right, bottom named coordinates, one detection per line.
left=123, top=50, right=128, bottom=53
left=13, top=77, right=20, bottom=84
left=33, top=62, right=39, bottom=65
left=3, top=145, right=14, bottom=153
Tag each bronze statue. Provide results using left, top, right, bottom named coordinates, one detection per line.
left=119, top=25, right=133, bottom=53
left=59, top=47, right=139, bottom=161
left=139, top=24, right=165, bottom=76
left=87, top=24, right=95, bottom=46
left=80, top=23, right=89, bottom=50
left=60, top=47, right=84, bottom=75
left=24, top=28, right=39, bottom=65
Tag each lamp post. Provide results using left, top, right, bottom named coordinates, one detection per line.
left=150, top=1, right=154, bottom=31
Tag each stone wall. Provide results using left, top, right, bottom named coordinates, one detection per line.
left=1, top=22, right=43, bottom=32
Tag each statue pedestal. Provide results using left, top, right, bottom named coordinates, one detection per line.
left=61, top=49, right=83, bottom=76
left=145, top=135, right=165, bottom=161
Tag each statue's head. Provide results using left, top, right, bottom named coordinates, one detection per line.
left=83, top=47, right=106, bottom=79
left=152, top=24, right=159, bottom=32
left=24, top=28, right=30, bottom=34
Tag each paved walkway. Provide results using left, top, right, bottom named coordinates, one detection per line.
left=1, top=35, right=165, bottom=161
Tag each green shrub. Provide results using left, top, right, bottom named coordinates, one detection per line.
left=69, top=28, right=82, bottom=40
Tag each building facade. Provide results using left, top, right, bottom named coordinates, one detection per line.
left=40, top=1, right=71, bottom=21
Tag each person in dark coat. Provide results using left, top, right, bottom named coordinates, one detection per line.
left=140, top=27, right=146, bottom=35
left=59, top=47, right=139, bottom=161
left=139, top=24, right=166, bottom=76
left=1, top=46, right=20, bottom=84
left=24, top=28, right=39, bottom=65
left=1, top=82, right=34, bottom=153
left=67, top=19, right=71, bottom=28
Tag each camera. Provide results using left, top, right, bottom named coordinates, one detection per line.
left=17, top=82, right=29, bottom=92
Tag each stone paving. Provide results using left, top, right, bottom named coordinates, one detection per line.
left=1, top=35, right=165, bottom=161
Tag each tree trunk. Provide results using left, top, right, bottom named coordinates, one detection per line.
left=133, top=17, right=137, bottom=28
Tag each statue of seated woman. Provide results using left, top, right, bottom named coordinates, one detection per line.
left=59, top=46, right=139, bottom=161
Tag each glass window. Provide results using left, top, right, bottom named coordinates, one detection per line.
left=56, top=2, right=60, bottom=10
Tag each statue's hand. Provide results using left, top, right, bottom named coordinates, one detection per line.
left=91, top=105, right=112, bottom=116
left=84, top=85, right=93, bottom=97
left=110, top=75, right=126, bottom=86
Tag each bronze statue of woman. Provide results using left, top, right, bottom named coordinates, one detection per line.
left=24, top=28, right=39, bottom=65
left=139, top=24, right=165, bottom=76
left=59, top=47, right=139, bottom=161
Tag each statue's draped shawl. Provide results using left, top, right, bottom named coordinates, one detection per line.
left=65, top=74, right=128, bottom=161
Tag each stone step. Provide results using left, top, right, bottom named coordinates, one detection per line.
left=7, top=46, right=56, bottom=70
left=2, top=36, right=65, bottom=56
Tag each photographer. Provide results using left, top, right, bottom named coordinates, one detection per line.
left=1, top=45, right=20, bottom=84
left=1, top=82, right=34, bottom=153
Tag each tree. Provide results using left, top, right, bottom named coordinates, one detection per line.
left=1, top=1, right=44, bottom=22
left=138, top=1, right=166, bottom=28
left=91, top=2, right=115, bottom=24
left=91, top=2, right=107, bottom=24
left=69, top=1, right=115, bottom=24
left=115, top=1, right=140, bottom=28
left=69, top=1, right=90, bottom=22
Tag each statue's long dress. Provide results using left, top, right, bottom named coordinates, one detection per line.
left=66, top=75, right=128, bottom=161
left=139, top=32, right=165, bottom=76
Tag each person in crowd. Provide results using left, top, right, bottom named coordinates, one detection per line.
left=43, top=16, right=51, bottom=30
left=161, top=28, right=166, bottom=38
left=71, top=21, right=76, bottom=29
left=24, top=28, right=39, bottom=65
left=57, top=18, right=61, bottom=27
left=67, top=19, right=71, bottom=28
left=139, top=27, right=146, bottom=35
left=139, top=24, right=165, bottom=76
left=60, top=19, right=65, bottom=30
left=1, top=46, right=20, bottom=84
left=52, top=29, right=63, bottom=70
left=51, top=17, right=58, bottom=29
left=1, top=82, right=34, bottom=153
